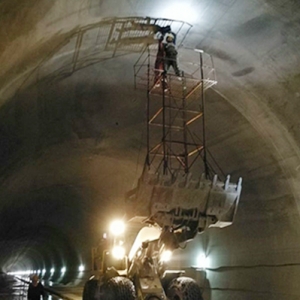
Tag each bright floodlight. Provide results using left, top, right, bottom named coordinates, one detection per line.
left=50, top=268, right=55, bottom=274
left=112, top=246, right=126, bottom=260
left=79, top=265, right=85, bottom=272
left=161, top=250, right=172, bottom=262
left=61, top=267, right=66, bottom=273
left=110, top=220, right=125, bottom=236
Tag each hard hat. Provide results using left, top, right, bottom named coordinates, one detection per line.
left=165, top=33, right=174, bottom=42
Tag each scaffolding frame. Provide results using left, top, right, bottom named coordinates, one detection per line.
left=134, top=47, right=217, bottom=179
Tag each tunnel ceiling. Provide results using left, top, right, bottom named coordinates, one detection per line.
left=1, top=0, right=300, bottom=298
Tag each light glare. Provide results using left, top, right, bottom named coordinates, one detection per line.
left=112, top=246, right=126, bottom=260
left=160, top=3, right=198, bottom=24
left=79, top=265, right=85, bottom=272
left=161, top=250, right=172, bottom=262
left=197, top=253, right=210, bottom=269
left=110, top=220, right=125, bottom=236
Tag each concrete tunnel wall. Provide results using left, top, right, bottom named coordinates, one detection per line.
left=1, top=0, right=300, bottom=299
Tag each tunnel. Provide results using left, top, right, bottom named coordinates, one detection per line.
left=1, top=1, right=300, bottom=299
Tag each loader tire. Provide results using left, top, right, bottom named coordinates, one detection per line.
left=83, top=278, right=99, bottom=300
left=102, top=276, right=136, bottom=300
left=167, top=276, right=203, bottom=300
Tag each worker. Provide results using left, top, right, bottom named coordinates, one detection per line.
left=153, top=31, right=165, bottom=87
left=162, top=32, right=181, bottom=77
left=27, top=275, right=46, bottom=300
left=153, top=25, right=181, bottom=88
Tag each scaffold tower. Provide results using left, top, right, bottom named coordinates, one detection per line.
left=134, top=47, right=217, bottom=180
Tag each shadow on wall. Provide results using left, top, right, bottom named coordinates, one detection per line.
left=203, top=277, right=211, bottom=300
left=0, top=0, right=55, bottom=54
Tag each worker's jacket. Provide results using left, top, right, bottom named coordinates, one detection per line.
left=164, top=42, right=178, bottom=59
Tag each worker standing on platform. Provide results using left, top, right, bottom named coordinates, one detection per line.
left=153, top=29, right=165, bottom=87
left=27, top=275, right=46, bottom=300
left=162, top=32, right=181, bottom=77
left=153, top=26, right=181, bottom=87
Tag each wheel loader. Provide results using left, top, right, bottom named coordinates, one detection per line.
left=83, top=169, right=241, bottom=300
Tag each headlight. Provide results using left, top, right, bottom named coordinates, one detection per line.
left=112, top=246, right=126, bottom=260
left=110, top=220, right=125, bottom=236
left=161, top=250, right=172, bottom=262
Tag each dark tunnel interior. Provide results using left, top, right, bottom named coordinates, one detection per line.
left=1, top=1, right=300, bottom=299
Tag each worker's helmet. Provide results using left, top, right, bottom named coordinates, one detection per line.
left=166, top=35, right=174, bottom=42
